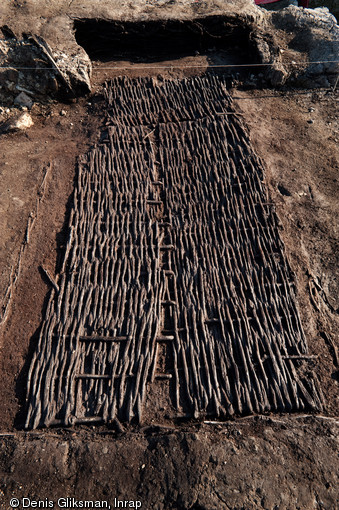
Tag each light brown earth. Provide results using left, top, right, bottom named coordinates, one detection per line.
left=0, top=1, right=338, bottom=508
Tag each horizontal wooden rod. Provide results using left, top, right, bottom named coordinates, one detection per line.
left=79, top=336, right=128, bottom=342
left=283, top=355, right=318, bottom=360
left=161, top=328, right=187, bottom=335
left=52, top=335, right=128, bottom=342
left=164, top=270, right=175, bottom=276
left=76, top=374, right=110, bottom=380
left=161, top=300, right=177, bottom=306
left=75, top=373, right=173, bottom=381
left=206, top=313, right=295, bottom=325
left=50, top=416, right=104, bottom=426
left=147, top=200, right=163, bottom=205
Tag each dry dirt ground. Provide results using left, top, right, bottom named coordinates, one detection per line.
left=0, top=1, right=338, bottom=508
left=0, top=416, right=338, bottom=510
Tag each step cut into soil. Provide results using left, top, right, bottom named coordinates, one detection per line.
left=25, top=75, right=323, bottom=429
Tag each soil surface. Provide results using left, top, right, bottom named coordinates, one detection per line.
left=0, top=2, right=338, bottom=506
left=0, top=416, right=338, bottom=510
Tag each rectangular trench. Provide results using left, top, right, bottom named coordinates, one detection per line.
left=25, top=75, right=323, bottom=428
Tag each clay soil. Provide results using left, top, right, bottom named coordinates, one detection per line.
left=0, top=59, right=338, bottom=508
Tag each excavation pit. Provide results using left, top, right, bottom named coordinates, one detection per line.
left=74, top=17, right=261, bottom=77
